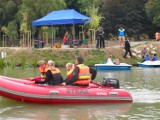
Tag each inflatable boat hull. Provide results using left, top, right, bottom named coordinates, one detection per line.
left=0, top=76, right=133, bottom=104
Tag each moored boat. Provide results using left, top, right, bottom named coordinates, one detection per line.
left=94, top=61, right=132, bottom=70
left=0, top=75, right=133, bottom=104
left=137, top=61, right=160, bottom=68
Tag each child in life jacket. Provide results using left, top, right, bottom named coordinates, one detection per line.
left=32, top=60, right=48, bottom=81
left=65, top=63, right=75, bottom=79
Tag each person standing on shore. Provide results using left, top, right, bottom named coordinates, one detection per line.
left=63, top=31, right=68, bottom=45
left=123, top=36, right=132, bottom=59
left=118, top=27, right=125, bottom=47
left=96, top=28, right=101, bottom=48
left=99, top=27, right=105, bottom=48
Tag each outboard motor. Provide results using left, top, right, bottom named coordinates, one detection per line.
left=102, top=77, right=120, bottom=89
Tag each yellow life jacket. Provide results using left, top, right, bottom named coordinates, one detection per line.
left=74, top=64, right=91, bottom=85
left=67, top=68, right=74, bottom=79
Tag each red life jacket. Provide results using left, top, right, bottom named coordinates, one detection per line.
left=74, top=64, right=91, bottom=85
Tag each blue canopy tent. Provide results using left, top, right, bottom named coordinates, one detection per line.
left=32, top=9, right=91, bottom=26
left=32, top=9, right=91, bottom=46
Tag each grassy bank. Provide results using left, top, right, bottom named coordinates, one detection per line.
left=0, top=47, right=140, bottom=68
left=0, top=41, right=159, bottom=68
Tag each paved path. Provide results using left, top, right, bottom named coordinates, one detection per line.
left=0, top=41, right=153, bottom=50
left=107, top=41, right=150, bottom=48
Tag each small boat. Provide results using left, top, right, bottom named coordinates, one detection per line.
left=0, top=75, right=133, bottom=104
left=94, top=61, right=132, bottom=70
left=137, top=61, right=160, bottom=68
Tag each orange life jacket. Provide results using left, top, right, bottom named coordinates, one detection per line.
left=74, top=64, right=91, bottom=85
left=39, top=65, right=48, bottom=73
left=155, top=32, right=160, bottom=40
left=39, top=65, right=48, bottom=79
left=47, top=68, right=61, bottom=74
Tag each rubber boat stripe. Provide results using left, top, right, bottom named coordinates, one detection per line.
left=0, top=87, right=132, bottom=101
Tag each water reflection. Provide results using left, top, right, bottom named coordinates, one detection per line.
left=0, top=97, right=132, bottom=120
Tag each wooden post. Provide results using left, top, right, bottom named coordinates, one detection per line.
left=43, top=32, right=48, bottom=46
left=79, top=32, right=84, bottom=40
left=2, top=35, right=7, bottom=47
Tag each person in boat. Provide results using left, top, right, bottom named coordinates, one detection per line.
left=32, top=60, right=48, bottom=81
left=150, top=54, right=154, bottom=61
left=103, top=54, right=113, bottom=64
left=107, top=55, right=113, bottom=62
left=61, top=56, right=97, bottom=86
left=144, top=54, right=150, bottom=61
left=153, top=53, right=158, bottom=61
left=65, top=62, right=75, bottom=77
left=113, top=59, right=120, bottom=65
left=35, top=60, right=63, bottom=85
left=63, top=62, right=75, bottom=82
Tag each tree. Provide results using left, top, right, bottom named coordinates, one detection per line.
left=0, top=0, right=21, bottom=41
left=17, top=0, right=66, bottom=37
left=145, top=0, right=160, bottom=27
left=78, top=0, right=103, bottom=29
left=66, top=0, right=103, bottom=30
left=100, top=0, right=150, bottom=40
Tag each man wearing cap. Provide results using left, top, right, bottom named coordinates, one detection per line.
left=62, top=56, right=97, bottom=86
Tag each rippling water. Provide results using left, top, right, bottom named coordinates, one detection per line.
left=0, top=67, right=160, bottom=120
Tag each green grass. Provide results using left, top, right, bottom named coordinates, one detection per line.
left=0, top=48, right=147, bottom=68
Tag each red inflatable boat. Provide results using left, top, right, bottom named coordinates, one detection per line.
left=0, top=75, right=133, bottom=104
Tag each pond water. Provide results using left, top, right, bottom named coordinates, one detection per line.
left=0, top=67, right=160, bottom=120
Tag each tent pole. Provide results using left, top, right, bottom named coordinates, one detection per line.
left=54, top=27, right=56, bottom=44
left=31, top=27, right=34, bottom=48
left=52, top=26, right=53, bottom=46
left=72, top=24, right=75, bottom=40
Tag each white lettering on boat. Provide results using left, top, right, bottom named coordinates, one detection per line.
left=109, top=92, right=118, bottom=96
left=66, top=89, right=89, bottom=94
left=96, top=92, right=108, bottom=96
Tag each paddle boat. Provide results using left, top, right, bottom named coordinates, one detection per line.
left=137, top=61, right=160, bottom=68
left=94, top=61, right=132, bottom=70
left=0, top=75, right=133, bottom=104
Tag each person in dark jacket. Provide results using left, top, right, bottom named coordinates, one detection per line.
left=62, top=56, right=97, bottom=86
left=35, top=60, right=63, bottom=85
left=123, top=38, right=132, bottom=58
left=99, top=27, right=105, bottom=48
left=96, top=28, right=101, bottom=48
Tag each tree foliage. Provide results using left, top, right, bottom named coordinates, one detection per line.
left=0, top=0, right=21, bottom=41
left=17, top=0, right=66, bottom=35
left=0, top=0, right=20, bottom=26
left=145, top=0, right=160, bottom=27
left=100, top=0, right=149, bottom=38
left=1, top=0, right=160, bottom=43
left=66, top=0, right=103, bottom=29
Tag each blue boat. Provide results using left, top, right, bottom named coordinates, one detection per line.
left=137, top=61, right=160, bottom=68
left=94, top=61, right=132, bottom=70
